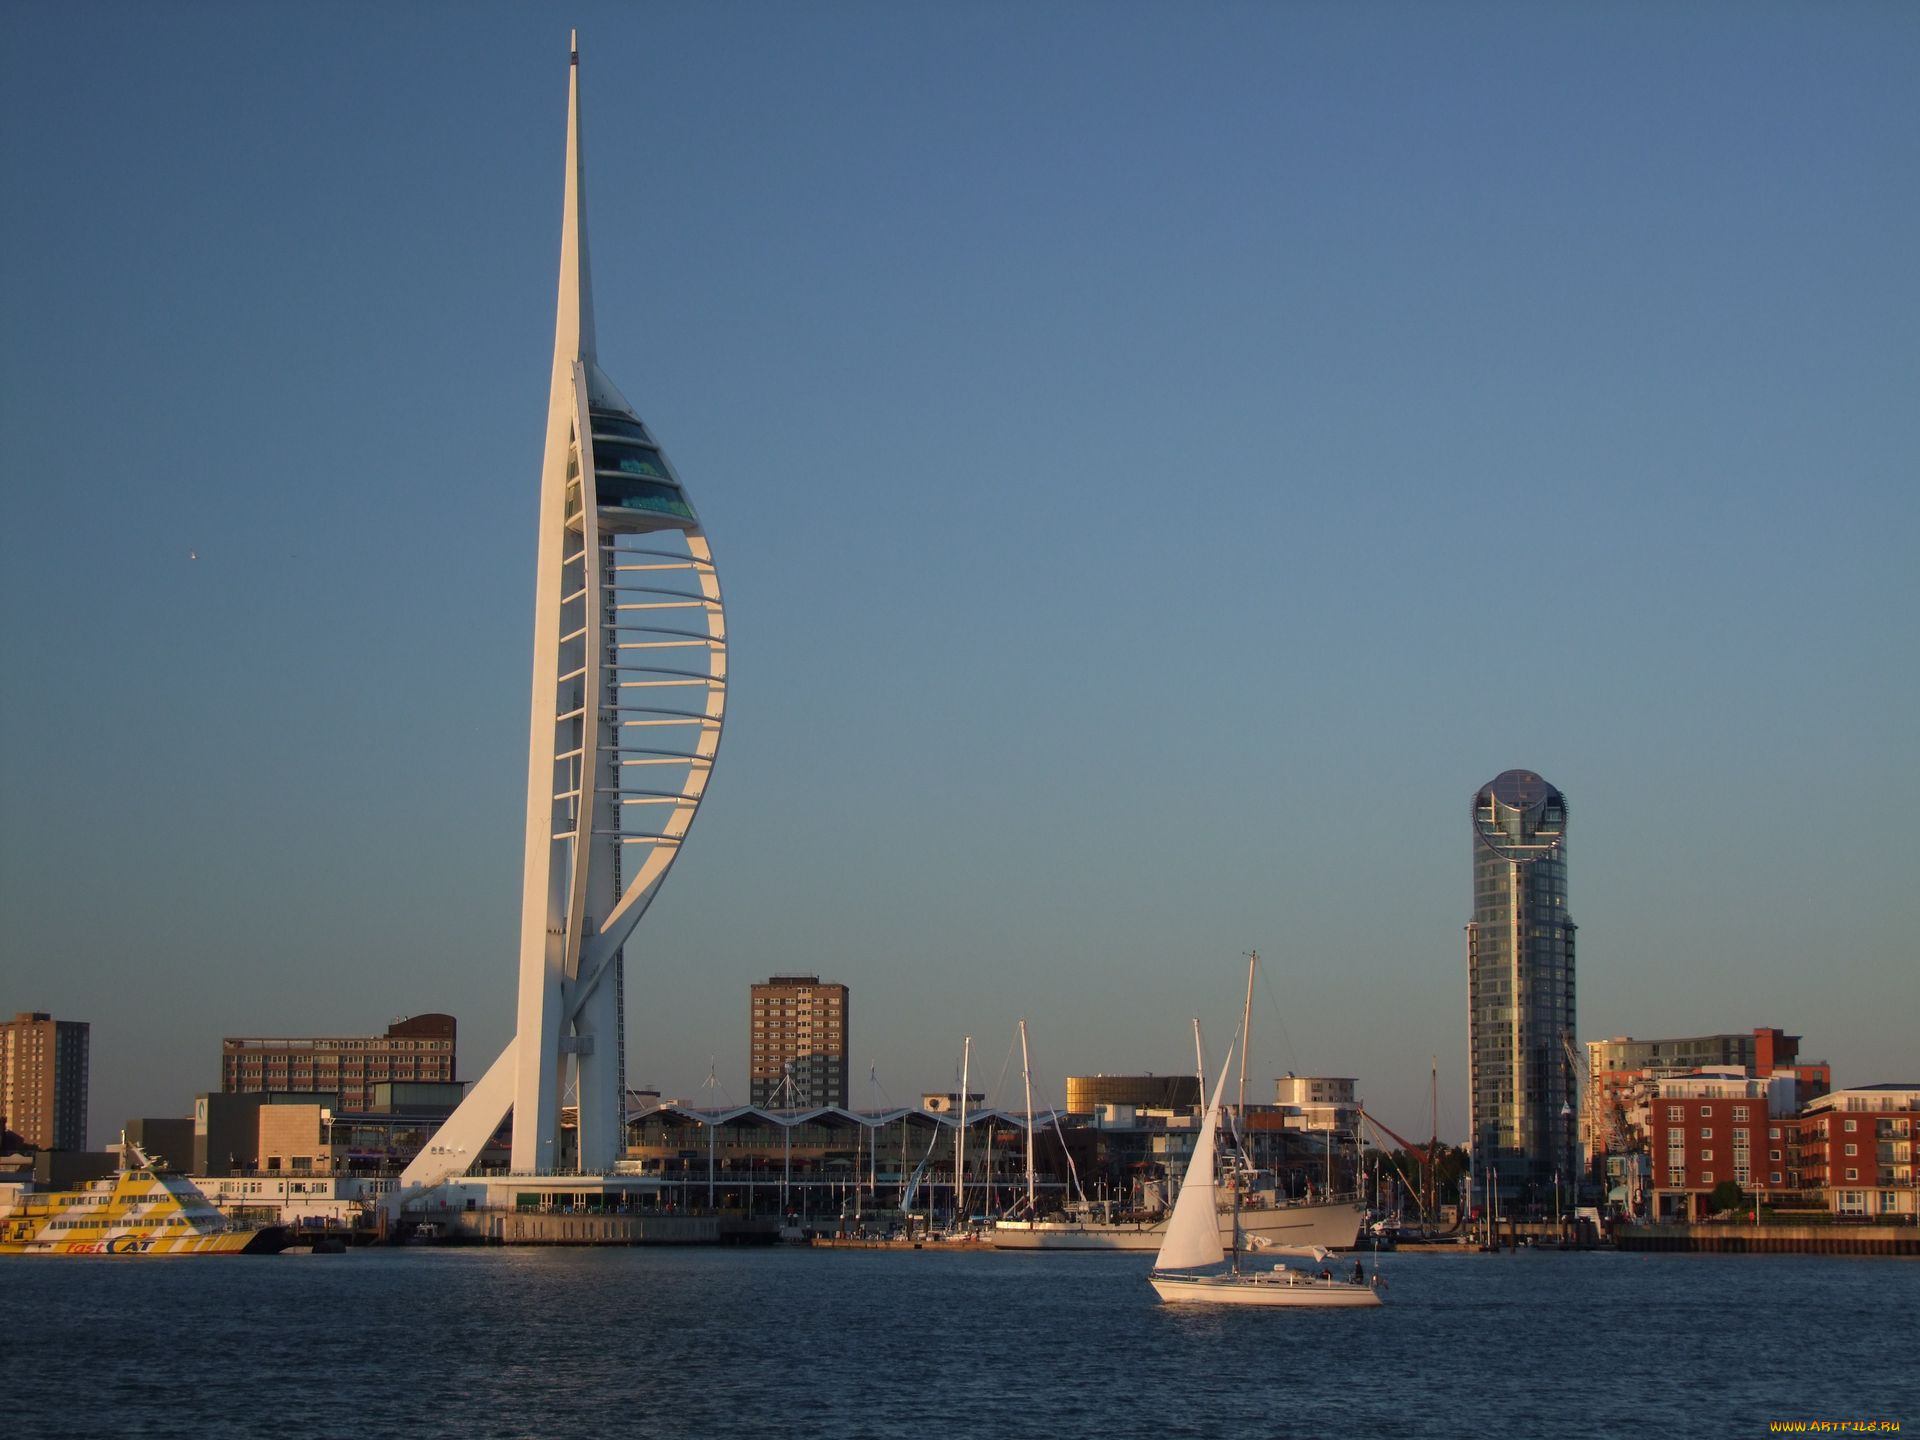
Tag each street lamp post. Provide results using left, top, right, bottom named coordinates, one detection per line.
left=701, top=1062, right=721, bottom=1213
left=782, top=1064, right=795, bottom=1218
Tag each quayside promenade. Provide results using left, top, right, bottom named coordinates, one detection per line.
left=1614, top=1221, right=1918, bottom=1256
left=403, top=1205, right=779, bottom=1246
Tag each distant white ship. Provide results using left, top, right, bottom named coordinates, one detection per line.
left=992, top=962, right=1367, bottom=1255
left=990, top=1186, right=1364, bottom=1253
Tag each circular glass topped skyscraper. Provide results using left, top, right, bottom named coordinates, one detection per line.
left=1466, top=770, right=1577, bottom=1209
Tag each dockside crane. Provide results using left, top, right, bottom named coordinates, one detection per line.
left=1358, top=1060, right=1450, bottom=1231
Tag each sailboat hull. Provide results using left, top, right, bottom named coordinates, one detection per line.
left=1149, top=1269, right=1383, bottom=1308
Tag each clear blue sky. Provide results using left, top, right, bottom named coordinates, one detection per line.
left=2, top=2, right=1914, bottom=1147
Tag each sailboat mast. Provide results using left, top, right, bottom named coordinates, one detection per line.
left=956, top=1036, right=971, bottom=1227
left=1192, top=1018, right=1206, bottom=1101
left=1019, top=1019, right=1035, bottom=1219
left=1232, top=1119, right=1243, bottom=1277
left=1234, top=954, right=1253, bottom=1281
left=1238, top=951, right=1256, bottom=1126
left=1429, top=1055, right=1440, bottom=1228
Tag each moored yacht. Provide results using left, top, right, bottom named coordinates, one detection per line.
left=991, top=1187, right=1364, bottom=1252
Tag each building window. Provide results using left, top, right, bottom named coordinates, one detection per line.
left=1701, top=1171, right=1714, bottom=1184
left=1846, top=1169, right=1858, bottom=1181
left=1770, top=1149, right=1781, bottom=1161
left=1666, top=1107, right=1682, bottom=1123
left=1845, top=1119, right=1857, bottom=1133
left=1733, top=1106, right=1748, bottom=1122
left=1700, top=1107, right=1712, bottom=1118
left=1770, top=1172, right=1782, bottom=1185
left=1700, top=1128, right=1712, bottom=1140
left=1845, top=1144, right=1857, bottom=1157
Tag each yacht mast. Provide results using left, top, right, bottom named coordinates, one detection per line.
left=1189, top=1018, right=1206, bottom=1224
left=955, top=1036, right=971, bottom=1227
left=1231, top=1104, right=1244, bottom=1278
left=1192, top=1018, right=1206, bottom=1102
left=1237, top=951, right=1257, bottom=1156
left=1019, top=1019, right=1036, bottom=1219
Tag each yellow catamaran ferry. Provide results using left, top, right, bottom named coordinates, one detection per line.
left=1, top=1138, right=289, bottom=1256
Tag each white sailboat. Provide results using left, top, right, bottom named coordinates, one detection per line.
left=1149, top=1041, right=1383, bottom=1308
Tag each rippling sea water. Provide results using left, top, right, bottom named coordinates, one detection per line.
left=12, top=1246, right=1917, bottom=1438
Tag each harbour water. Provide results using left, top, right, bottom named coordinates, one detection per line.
left=14, top=1247, right=1916, bottom=1438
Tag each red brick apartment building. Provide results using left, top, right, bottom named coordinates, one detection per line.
left=1587, top=1026, right=1829, bottom=1176
left=1646, top=1071, right=1800, bottom=1220
left=1796, top=1085, right=1920, bottom=1220
left=222, top=1013, right=456, bottom=1111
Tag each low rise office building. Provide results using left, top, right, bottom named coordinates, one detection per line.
left=221, top=1013, right=457, bottom=1110
left=1273, top=1074, right=1360, bottom=1135
left=1065, top=1074, right=1200, bottom=1113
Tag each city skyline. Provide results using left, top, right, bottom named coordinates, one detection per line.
left=2, top=5, right=1915, bottom=1148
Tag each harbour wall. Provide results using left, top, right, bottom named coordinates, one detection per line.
left=421, top=1208, right=780, bottom=1246
left=1614, top=1223, right=1918, bottom=1256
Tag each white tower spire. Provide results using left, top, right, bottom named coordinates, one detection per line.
left=400, top=37, right=728, bottom=1193
left=556, top=31, right=595, bottom=367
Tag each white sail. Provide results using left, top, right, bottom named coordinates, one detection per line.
left=1153, top=1041, right=1234, bottom=1272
